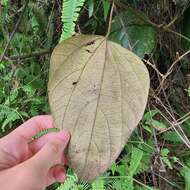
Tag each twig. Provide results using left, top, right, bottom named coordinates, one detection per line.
left=173, top=112, right=190, bottom=126
left=176, top=111, right=190, bottom=123
left=148, top=104, right=166, bottom=172
left=153, top=128, right=166, bottom=172
left=165, top=9, right=184, bottom=29
left=0, top=1, right=29, bottom=62
left=162, top=26, right=190, bottom=43
left=152, top=171, right=181, bottom=189
left=165, top=14, right=179, bottom=28
left=106, top=1, right=115, bottom=38
left=153, top=97, right=190, bottom=149
left=113, top=1, right=190, bottom=43
left=142, top=58, right=164, bottom=77
left=100, top=176, right=153, bottom=190
left=158, top=90, right=189, bottom=144
left=158, top=49, right=190, bottom=92
left=173, top=117, right=190, bottom=126
left=165, top=49, right=190, bottom=79
left=3, top=49, right=52, bottom=61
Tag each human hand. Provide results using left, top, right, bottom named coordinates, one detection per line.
left=0, top=115, right=70, bottom=190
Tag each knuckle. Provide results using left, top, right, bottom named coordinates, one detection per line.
left=48, top=140, right=63, bottom=154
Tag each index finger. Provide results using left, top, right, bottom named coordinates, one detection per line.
left=10, top=115, right=55, bottom=140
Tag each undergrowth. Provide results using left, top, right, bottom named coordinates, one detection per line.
left=0, top=0, right=190, bottom=189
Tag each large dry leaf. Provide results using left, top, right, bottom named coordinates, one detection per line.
left=48, top=35, right=150, bottom=181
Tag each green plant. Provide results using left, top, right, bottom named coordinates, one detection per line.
left=91, top=178, right=104, bottom=190
left=1, top=0, right=9, bottom=6
left=60, top=0, right=86, bottom=41
left=109, top=10, right=157, bottom=57
left=1, top=1, right=190, bottom=190
left=57, top=178, right=78, bottom=190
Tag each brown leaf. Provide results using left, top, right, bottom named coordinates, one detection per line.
left=48, top=35, right=150, bottom=181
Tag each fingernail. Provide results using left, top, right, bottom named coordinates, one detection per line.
left=55, top=168, right=66, bottom=182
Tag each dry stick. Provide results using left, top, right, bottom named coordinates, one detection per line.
left=158, top=93, right=190, bottom=145
left=173, top=115, right=190, bottom=126
left=161, top=112, right=190, bottom=133
left=175, top=111, right=190, bottom=124
left=3, top=49, right=52, bottom=61
left=153, top=46, right=190, bottom=127
left=46, top=2, right=55, bottom=34
left=153, top=128, right=166, bottom=172
left=162, top=26, right=190, bottom=42
left=156, top=49, right=190, bottom=94
left=142, top=59, right=164, bottom=77
left=176, top=111, right=190, bottom=122
left=148, top=105, right=166, bottom=172
left=154, top=97, right=190, bottom=148
left=165, top=49, right=190, bottom=77
left=165, top=5, right=187, bottom=29
left=165, top=13, right=180, bottom=28
left=153, top=104, right=190, bottom=148
left=152, top=171, right=181, bottom=189
left=106, top=1, right=115, bottom=38
left=0, top=1, right=29, bottom=62
left=161, top=49, right=190, bottom=80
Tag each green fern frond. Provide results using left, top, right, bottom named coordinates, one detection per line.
left=79, top=181, right=91, bottom=190
left=28, top=2, right=47, bottom=33
left=0, top=105, right=22, bottom=132
left=56, top=177, right=77, bottom=190
left=111, top=179, right=124, bottom=190
left=60, top=0, right=86, bottom=41
left=92, top=178, right=105, bottom=190
left=129, top=147, right=143, bottom=176
left=1, top=111, right=20, bottom=131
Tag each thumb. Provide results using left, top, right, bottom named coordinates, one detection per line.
left=27, top=131, right=70, bottom=174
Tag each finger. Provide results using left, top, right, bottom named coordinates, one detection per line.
left=0, top=115, right=54, bottom=168
left=47, top=165, right=66, bottom=186
left=9, top=115, right=55, bottom=140
left=26, top=132, right=70, bottom=175
left=52, top=165, right=66, bottom=183
left=28, top=130, right=67, bottom=152
left=29, top=130, right=69, bottom=165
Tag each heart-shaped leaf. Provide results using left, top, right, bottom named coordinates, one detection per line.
left=109, top=11, right=156, bottom=58
left=48, top=35, right=150, bottom=181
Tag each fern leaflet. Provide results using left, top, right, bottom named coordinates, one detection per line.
left=60, top=0, right=86, bottom=41
left=92, top=178, right=105, bottom=190
left=56, top=177, right=77, bottom=190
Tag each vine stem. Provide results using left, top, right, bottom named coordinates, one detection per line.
left=3, top=49, right=52, bottom=61
left=0, top=0, right=29, bottom=62
left=106, top=1, right=115, bottom=39
left=112, top=1, right=190, bottom=43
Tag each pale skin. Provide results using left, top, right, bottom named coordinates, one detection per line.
left=0, top=115, right=70, bottom=190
